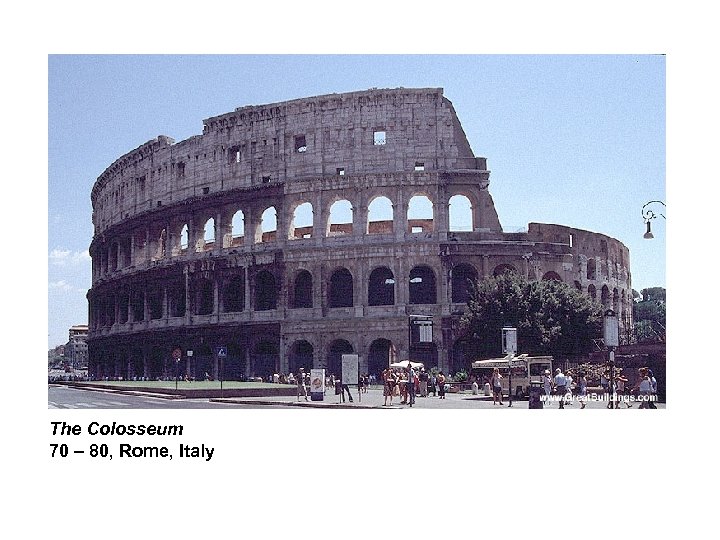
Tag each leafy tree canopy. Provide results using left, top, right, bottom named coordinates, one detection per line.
left=460, top=272, right=603, bottom=358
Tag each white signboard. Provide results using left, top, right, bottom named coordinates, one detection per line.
left=341, top=354, right=359, bottom=385
left=502, top=327, right=517, bottom=355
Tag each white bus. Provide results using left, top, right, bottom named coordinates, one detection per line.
left=470, top=354, right=553, bottom=398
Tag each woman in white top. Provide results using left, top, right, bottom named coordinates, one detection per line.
left=632, top=367, right=652, bottom=409
left=542, top=370, right=553, bottom=402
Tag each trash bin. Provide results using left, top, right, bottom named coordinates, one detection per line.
left=483, top=382, right=491, bottom=396
left=529, top=380, right=543, bottom=409
left=471, top=381, right=479, bottom=395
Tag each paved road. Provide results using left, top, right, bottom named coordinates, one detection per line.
left=48, top=385, right=262, bottom=409
left=50, top=383, right=665, bottom=410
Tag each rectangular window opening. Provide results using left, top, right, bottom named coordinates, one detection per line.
left=295, top=135, right=307, bottom=153
left=373, top=131, right=387, bottom=145
left=337, top=167, right=345, bottom=176
left=262, top=175, right=271, bottom=183
left=414, top=162, right=425, bottom=171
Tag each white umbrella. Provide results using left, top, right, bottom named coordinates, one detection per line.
left=390, top=360, right=424, bottom=369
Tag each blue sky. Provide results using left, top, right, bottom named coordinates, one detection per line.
left=47, top=54, right=665, bottom=349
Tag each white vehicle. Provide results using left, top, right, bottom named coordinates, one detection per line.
left=470, top=354, right=553, bottom=398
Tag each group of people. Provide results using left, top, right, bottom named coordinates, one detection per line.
left=381, top=365, right=447, bottom=406
left=542, top=366, right=658, bottom=409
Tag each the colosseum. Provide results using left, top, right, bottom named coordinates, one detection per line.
left=87, top=87, right=632, bottom=381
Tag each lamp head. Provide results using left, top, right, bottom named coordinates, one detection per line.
left=643, top=221, right=654, bottom=239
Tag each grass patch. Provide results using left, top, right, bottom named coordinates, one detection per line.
left=79, top=380, right=288, bottom=390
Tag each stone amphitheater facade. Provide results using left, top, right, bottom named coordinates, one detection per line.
left=87, top=87, right=632, bottom=381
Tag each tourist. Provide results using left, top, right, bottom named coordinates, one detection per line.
left=553, top=368, right=567, bottom=409
left=419, top=368, right=429, bottom=397
left=647, top=369, right=658, bottom=409
left=542, top=369, right=553, bottom=403
left=632, top=368, right=653, bottom=409
left=490, top=367, right=503, bottom=406
left=577, top=372, right=588, bottom=409
left=406, top=364, right=416, bottom=407
left=297, top=368, right=309, bottom=401
left=437, top=371, right=447, bottom=399
left=383, top=368, right=396, bottom=406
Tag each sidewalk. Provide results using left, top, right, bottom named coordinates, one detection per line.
left=210, top=386, right=501, bottom=409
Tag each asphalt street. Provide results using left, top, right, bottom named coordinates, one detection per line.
left=50, top=383, right=665, bottom=410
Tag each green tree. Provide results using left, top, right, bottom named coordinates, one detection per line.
left=460, top=272, right=603, bottom=358
left=633, top=287, right=666, bottom=342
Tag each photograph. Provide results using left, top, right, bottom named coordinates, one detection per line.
left=49, top=55, right=666, bottom=411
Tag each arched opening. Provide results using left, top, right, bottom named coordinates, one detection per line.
left=290, top=202, right=313, bottom=239
left=588, top=284, right=597, bottom=302
left=117, top=291, right=129, bottom=324
left=231, top=210, right=245, bottom=247
left=368, top=267, right=395, bottom=306
left=574, top=281, right=583, bottom=292
left=407, top=195, right=434, bottom=233
left=224, top=343, right=247, bottom=381
left=409, top=265, right=436, bottom=304
left=254, top=270, right=277, bottom=311
left=451, top=263, right=478, bottom=303
left=251, top=340, right=278, bottom=380
left=328, top=200, right=353, bottom=236
left=168, top=280, right=185, bottom=317
left=222, top=272, right=245, bottom=313
left=288, top=340, right=314, bottom=374
left=203, top=218, right=215, bottom=245
left=194, top=278, right=214, bottom=315
left=180, top=224, right=189, bottom=252
left=613, top=288, right=620, bottom=313
left=292, top=270, right=313, bottom=309
left=260, top=207, right=277, bottom=243
left=587, top=258, right=597, bottom=280
left=147, top=287, right=163, bottom=320
left=493, top=264, right=518, bottom=277
left=326, top=339, right=353, bottom=380
left=542, top=271, right=562, bottom=282
left=329, top=268, right=353, bottom=308
left=448, top=194, right=473, bottom=232
left=601, top=285, right=610, bottom=308
left=367, top=196, right=394, bottom=234
left=368, top=339, right=394, bottom=380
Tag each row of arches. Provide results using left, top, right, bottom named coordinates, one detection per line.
left=90, top=258, right=630, bottom=329
left=93, top=193, right=478, bottom=276
left=180, top=194, right=472, bottom=247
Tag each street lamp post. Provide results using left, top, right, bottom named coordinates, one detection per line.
left=604, top=310, right=619, bottom=409
left=642, top=200, right=666, bottom=239
left=502, top=327, right=517, bottom=407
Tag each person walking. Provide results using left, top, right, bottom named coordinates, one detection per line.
left=554, top=368, right=567, bottom=409
left=647, top=369, right=658, bottom=409
left=577, top=372, right=588, bottom=409
left=437, top=371, right=447, bottom=399
left=615, top=375, right=632, bottom=408
left=632, top=368, right=652, bottom=409
left=542, top=369, right=553, bottom=404
left=419, top=368, right=429, bottom=397
left=297, top=367, right=309, bottom=401
left=383, top=367, right=397, bottom=406
left=490, top=367, right=503, bottom=406
left=406, top=364, right=416, bottom=407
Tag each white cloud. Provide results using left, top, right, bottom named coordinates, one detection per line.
left=49, top=280, right=73, bottom=291
left=49, top=248, right=91, bottom=266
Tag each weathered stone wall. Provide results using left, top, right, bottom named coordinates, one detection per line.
left=87, top=88, right=632, bottom=381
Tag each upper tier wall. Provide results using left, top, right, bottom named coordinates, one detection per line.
left=91, top=88, right=486, bottom=235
